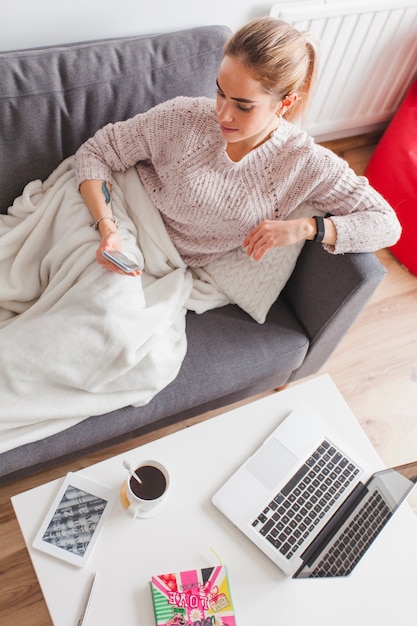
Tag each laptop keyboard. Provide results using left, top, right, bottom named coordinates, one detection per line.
left=251, top=439, right=361, bottom=560
left=309, top=488, right=392, bottom=577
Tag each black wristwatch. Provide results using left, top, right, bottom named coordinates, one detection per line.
left=312, top=215, right=325, bottom=243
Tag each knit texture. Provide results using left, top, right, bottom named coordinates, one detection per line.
left=75, top=97, right=401, bottom=266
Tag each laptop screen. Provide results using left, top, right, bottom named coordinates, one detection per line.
left=373, top=462, right=417, bottom=511
left=294, top=461, right=416, bottom=578
left=393, top=461, right=417, bottom=485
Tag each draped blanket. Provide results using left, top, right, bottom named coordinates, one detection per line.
left=0, top=158, right=228, bottom=453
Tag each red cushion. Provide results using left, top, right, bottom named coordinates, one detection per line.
left=365, top=80, right=417, bottom=275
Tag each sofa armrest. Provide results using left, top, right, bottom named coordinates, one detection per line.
left=281, top=243, right=386, bottom=380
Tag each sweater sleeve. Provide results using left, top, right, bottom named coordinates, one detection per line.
left=306, top=146, right=402, bottom=254
left=74, top=96, right=214, bottom=190
left=74, top=112, right=152, bottom=188
left=325, top=180, right=402, bottom=254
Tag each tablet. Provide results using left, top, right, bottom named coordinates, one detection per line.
left=33, top=472, right=116, bottom=567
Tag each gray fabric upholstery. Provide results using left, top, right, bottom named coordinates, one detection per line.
left=0, top=26, right=230, bottom=215
left=0, top=299, right=307, bottom=482
left=0, top=26, right=386, bottom=483
left=283, top=244, right=386, bottom=379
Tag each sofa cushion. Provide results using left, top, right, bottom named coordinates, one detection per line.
left=0, top=25, right=231, bottom=215
left=0, top=299, right=308, bottom=481
left=202, top=203, right=322, bottom=323
left=203, top=243, right=303, bottom=323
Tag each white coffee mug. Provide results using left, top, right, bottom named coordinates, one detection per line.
left=120, top=460, right=169, bottom=518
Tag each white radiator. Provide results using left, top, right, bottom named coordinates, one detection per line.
left=270, top=0, right=417, bottom=140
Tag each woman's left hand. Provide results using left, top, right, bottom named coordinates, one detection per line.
left=243, top=219, right=315, bottom=261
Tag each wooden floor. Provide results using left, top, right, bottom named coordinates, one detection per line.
left=1, top=135, right=416, bottom=625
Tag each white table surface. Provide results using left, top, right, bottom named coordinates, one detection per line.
left=12, top=374, right=417, bottom=626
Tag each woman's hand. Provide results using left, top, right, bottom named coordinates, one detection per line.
left=97, top=224, right=142, bottom=276
left=243, top=219, right=313, bottom=261
left=79, top=179, right=141, bottom=276
left=243, top=218, right=336, bottom=261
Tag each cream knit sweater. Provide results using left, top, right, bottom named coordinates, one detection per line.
left=75, top=97, right=401, bottom=266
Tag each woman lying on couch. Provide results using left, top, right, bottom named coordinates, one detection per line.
left=0, top=17, right=401, bottom=454
left=76, top=17, right=401, bottom=276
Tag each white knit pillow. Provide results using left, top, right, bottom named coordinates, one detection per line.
left=202, top=203, right=320, bottom=323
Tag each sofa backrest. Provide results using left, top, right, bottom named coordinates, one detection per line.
left=0, top=25, right=231, bottom=215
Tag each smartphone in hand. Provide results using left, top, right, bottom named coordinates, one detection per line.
left=102, top=250, right=144, bottom=273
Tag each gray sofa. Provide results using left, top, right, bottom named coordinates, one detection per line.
left=0, top=25, right=386, bottom=483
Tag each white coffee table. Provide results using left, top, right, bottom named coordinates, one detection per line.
left=12, top=375, right=417, bottom=626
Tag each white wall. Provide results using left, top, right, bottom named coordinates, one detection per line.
left=1, top=0, right=275, bottom=51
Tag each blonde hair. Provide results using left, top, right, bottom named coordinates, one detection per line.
left=224, top=17, right=319, bottom=122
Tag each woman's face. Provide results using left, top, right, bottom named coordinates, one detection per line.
left=216, top=55, right=281, bottom=152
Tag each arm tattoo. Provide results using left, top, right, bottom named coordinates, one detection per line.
left=88, top=180, right=119, bottom=229
left=101, top=181, right=111, bottom=205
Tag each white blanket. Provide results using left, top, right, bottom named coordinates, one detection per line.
left=0, top=157, right=228, bottom=453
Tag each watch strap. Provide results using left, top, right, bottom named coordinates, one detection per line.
left=313, top=215, right=325, bottom=243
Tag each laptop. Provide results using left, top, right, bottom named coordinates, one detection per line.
left=212, top=408, right=417, bottom=578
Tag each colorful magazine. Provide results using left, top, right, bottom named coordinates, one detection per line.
left=151, top=565, right=237, bottom=625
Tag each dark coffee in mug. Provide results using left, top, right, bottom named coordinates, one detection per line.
left=129, top=465, right=167, bottom=500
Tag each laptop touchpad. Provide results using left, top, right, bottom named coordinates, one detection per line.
left=247, top=437, right=298, bottom=491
